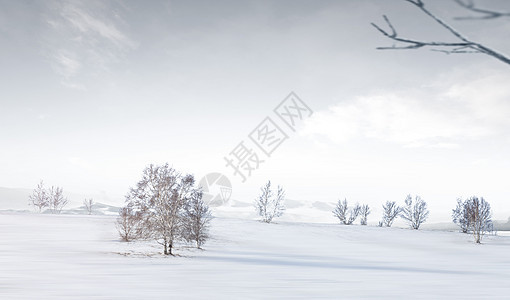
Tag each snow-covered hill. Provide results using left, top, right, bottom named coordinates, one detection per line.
left=0, top=186, right=122, bottom=214
left=63, top=202, right=120, bottom=215
left=0, top=186, right=32, bottom=210
left=1, top=212, right=509, bottom=299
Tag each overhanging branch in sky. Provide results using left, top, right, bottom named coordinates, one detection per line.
left=371, top=0, right=510, bottom=66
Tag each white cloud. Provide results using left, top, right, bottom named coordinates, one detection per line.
left=42, top=0, right=137, bottom=88
left=303, top=71, right=510, bottom=148
left=59, top=3, right=136, bottom=50
left=52, top=50, right=81, bottom=78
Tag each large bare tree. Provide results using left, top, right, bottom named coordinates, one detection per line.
left=372, top=0, right=510, bottom=65
left=125, top=164, right=199, bottom=255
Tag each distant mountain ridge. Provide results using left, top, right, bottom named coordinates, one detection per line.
left=0, top=186, right=123, bottom=212
left=0, top=187, right=32, bottom=210
left=62, top=202, right=120, bottom=215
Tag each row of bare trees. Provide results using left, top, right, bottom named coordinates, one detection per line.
left=28, top=181, right=69, bottom=214
left=29, top=181, right=95, bottom=214
left=334, top=194, right=430, bottom=229
left=116, top=164, right=212, bottom=255
left=379, top=195, right=430, bottom=229
left=332, top=194, right=494, bottom=243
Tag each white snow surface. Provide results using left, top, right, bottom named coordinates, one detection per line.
left=1, top=212, right=510, bottom=299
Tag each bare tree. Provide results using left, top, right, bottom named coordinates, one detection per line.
left=255, top=180, right=285, bottom=223
left=347, top=203, right=361, bottom=225
left=360, top=204, right=371, bottom=225
left=47, top=186, right=68, bottom=214
left=400, top=194, right=430, bottom=229
left=372, top=0, right=510, bottom=66
left=28, top=180, right=49, bottom=212
left=116, top=205, right=143, bottom=242
left=382, top=201, right=401, bottom=227
left=452, top=198, right=470, bottom=233
left=83, top=198, right=94, bottom=215
left=183, top=190, right=212, bottom=249
left=116, top=164, right=212, bottom=255
left=127, top=164, right=198, bottom=255
left=465, top=196, right=492, bottom=243
left=333, top=199, right=348, bottom=224
left=333, top=199, right=361, bottom=225
left=452, top=196, right=493, bottom=243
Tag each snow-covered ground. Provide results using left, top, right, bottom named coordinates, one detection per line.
left=1, top=212, right=509, bottom=299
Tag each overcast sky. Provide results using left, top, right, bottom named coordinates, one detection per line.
left=1, top=0, right=509, bottom=221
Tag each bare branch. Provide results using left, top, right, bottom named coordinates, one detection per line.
left=454, top=0, right=510, bottom=20
left=372, top=0, right=510, bottom=66
left=430, top=48, right=479, bottom=55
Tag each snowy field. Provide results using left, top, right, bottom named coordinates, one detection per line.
left=1, top=213, right=510, bottom=299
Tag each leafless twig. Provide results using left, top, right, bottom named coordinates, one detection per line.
left=372, top=0, right=510, bottom=65
left=454, top=0, right=510, bottom=20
